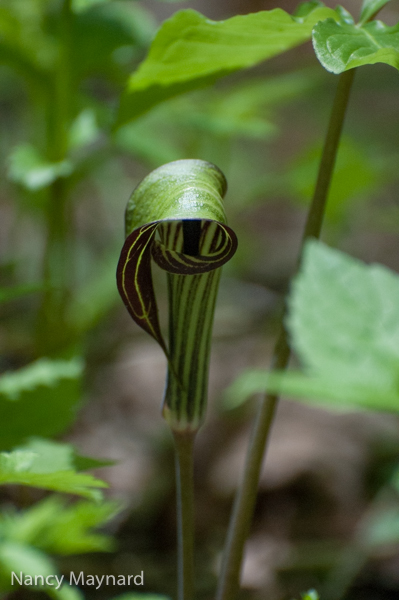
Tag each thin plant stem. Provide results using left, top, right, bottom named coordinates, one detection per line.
left=173, top=431, right=196, bottom=600
left=36, top=0, right=73, bottom=353
left=216, top=68, right=356, bottom=600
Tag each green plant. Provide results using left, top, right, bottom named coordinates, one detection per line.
left=113, top=0, right=399, bottom=599
left=2, top=0, right=399, bottom=598
left=116, top=159, right=237, bottom=600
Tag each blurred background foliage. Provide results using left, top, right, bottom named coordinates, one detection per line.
left=2, top=0, right=399, bottom=599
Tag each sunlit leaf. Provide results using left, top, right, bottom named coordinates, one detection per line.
left=117, top=5, right=339, bottom=123
left=0, top=450, right=107, bottom=500
left=17, top=438, right=114, bottom=472
left=301, top=591, right=320, bottom=600
left=0, top=358, right=83, bottom=401
left=227, top=241, right=399, bottom=413
left=312, top=18, right=399, bottom=74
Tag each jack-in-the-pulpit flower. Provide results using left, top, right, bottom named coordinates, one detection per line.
left=117, top=159, right=237, bottom=432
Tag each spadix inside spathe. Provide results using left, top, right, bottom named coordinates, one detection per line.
left=116, top=159, right=237, bottom=431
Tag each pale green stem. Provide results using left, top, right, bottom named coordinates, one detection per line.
left=173, top=431, right=196, bottom=600
left=216, top=68, right=356, bottom=600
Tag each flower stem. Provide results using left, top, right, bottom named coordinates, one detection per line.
left=216, top=68, right=356, bottom=600
left=173, top=431, right=196, bottom=600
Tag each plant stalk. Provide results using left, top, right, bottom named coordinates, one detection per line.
left=36, top=0, right=73, bottom=354
left=216, top=68, right=356, bottom=600
left=174, top=431, right=196, bottom=600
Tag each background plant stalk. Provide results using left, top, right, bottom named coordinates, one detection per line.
left=173, top=431, right=196, bottom=600
left=216, top=67, right=356, bottom=600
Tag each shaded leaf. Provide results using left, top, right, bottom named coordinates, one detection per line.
left=312, top=18, right=399, bottom=74
left=66, top=254, right=120, bottom=333
left=0, top=358, right=83, bottom=449
left=117, top=5, right=339, bottom=123
left=71, top=2, right=156, bottom=79
left=287, top=137, right=381, bottom=221
left=360, top=0, right=392, bottom=24
left=227, top=241, right=399, bottom=413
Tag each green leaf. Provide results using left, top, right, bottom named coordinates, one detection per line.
left=17, top=438, right=114, bottom=472
left=0, top=496, right=118, bottom=555
left=227, top=241, right=399, bottom=413
left=117, top=5, right=339, bottom=123
left=0, top=358, right=83, bottom=400
left=117, top=159, right=237, bottom=430
left=312, top=18, right=399, bottom=74
left=0, top=450, right=107, bottom=500
left=0, top=541, right=57, bottom=587
left=360, top=0, right=392, bottom=24
left=0, top=358, right=83, bottom=449
left=71, top=2, right=156, bottom=79
left=0, top=541, right=84, bottom=598
left=8, top=144, right=73, bottom=191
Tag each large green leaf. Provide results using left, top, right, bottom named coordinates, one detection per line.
left=0, top=450, right=107, bottom=499
left=116, top=5, right=339, bottom=123
left=117, top=159, right=237, bottom=430
left=0, top=358, right=83, bottom=449
left=312, top=18, right=399, bottom=74
left=227, top=241, right=399, bottom=413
